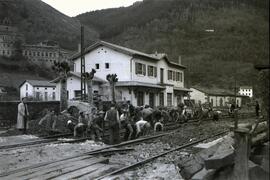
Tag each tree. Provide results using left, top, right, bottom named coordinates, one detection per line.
left=82, top=68, right=96, bottom=105
left=52, top=61, right=70, bottom=111
left=106, top=74, right=118, bottom=103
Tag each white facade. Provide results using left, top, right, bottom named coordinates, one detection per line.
left=55, top=74, right=107, bottom=101
left=189, top=87, right=243, bottom=107
left=20, top=80, right=57, bottom=101
left=69, top=41, right=189, bottom=107
left=239, top=86, right=253, bottom=98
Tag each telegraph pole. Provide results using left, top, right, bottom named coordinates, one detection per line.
left=80, top=26, right=86, bottom=101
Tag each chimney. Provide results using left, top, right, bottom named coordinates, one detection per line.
left=78, top=44, right=81, bottom=53
left=178, top=55, right=182, bottom=65
left=155, top=51, right=158, bottom=56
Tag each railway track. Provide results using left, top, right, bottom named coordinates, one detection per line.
left=0, top=112, right=254, bottom=151
left=0, top=132, right=174, bottom=179
left=0, top=129, right=229, bottom=179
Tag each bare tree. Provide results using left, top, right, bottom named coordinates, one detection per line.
left=52, top=61, right=70, bottom=111
left=106, top=74, right=118, bottom=103
left=82, top=69, right=96, bottom=105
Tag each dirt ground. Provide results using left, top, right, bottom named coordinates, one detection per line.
left=0, top=117, right=256, bottom=179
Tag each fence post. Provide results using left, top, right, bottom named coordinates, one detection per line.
left=233, top=128, right=250, bottom=180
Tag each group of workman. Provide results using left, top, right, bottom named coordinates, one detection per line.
left=66, top=102, right=164, bottom=145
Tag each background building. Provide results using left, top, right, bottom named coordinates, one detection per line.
left=239, top=86, right=253, bottom=98
left=0, top=17, right=24, bottom=57
left=189, top=87, right=246, bottom=107
left=19, top=80, right=56, bottom=101
left=0, top=17, right=73, bottom=67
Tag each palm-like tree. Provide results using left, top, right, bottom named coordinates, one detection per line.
left=52, top=61, right=70, bottom=111
left=82, top=69, right=96, bottom=105
left=106, top=74, right=118, bottom=103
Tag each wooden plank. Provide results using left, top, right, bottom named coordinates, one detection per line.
left=46, top=158, right=109, bottom=180
left=1, top=155, right=92, bottom=179
left=51, top=163, right=107, bottom=180
left=20, top=157, right=101, bottom=180
left=77, top=164, right=119, bottom=180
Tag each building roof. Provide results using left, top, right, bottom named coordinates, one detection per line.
left=50, top=72, right=107, bottom=83
left=173, top=87, right=192, bottom=92
left=239, top=86, right=253, bottom=89
left=191, top=86, right=247, bottom=97
left=115, top=81, right=165, bottom=89
left=19, top=80, right=56, bottom=88
left=70, top=41, right=186, bottom=69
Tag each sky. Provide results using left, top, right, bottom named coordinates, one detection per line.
left=41, top=0, right=142, bottom=17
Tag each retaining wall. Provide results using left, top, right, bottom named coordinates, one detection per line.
left=0, top=101, right=60, bottom=128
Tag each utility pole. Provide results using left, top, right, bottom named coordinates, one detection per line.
left=80, top=26, right=86, bottom=101
left=234, top=63, right=238, bottom=129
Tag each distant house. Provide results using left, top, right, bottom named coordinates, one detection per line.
left=189, top=87, right=247, bottom=107
left=239, top=86, right=253, bottom=98
left=19, top=80, right=57, bottom=101
left=51, top=72, right=107, bottom=101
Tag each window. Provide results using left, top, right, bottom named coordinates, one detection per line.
left=95, top=63, right=100, bottom=69
left=26, top=84, right=28, bottom=91
left=147, top=65, right=157, bottom=77
left=105, top=63, right=110, bottom=69
left=168, top=70, right=173, bottom=80
left=52, top=92, right=56, bottom=100
left=135, top=62, right=146, bottom=75
left=167, top=93, right=172, bottom=106
left=45, top=92, right=48, bottom=101
left=26, top=92, right=28, bottom=97
left=74, top=90, right=81, bottom=98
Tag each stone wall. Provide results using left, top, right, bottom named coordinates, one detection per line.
left=0, top=101, right=60, bottom=127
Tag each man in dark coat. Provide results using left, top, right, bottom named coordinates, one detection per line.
left=104, top=103, right=121, bottom=144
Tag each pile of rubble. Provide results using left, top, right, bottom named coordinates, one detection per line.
left=178, top=121, right=269, bottom=180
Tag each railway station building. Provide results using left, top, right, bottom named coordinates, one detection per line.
left=57, top=41, right=191, bottom=107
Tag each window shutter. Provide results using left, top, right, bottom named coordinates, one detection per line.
left=135, top=62, right=138, bottom=74
left=154, top=67, right=157, bottom=77
left=147, top=65, right=150, bottom=76
left=143, top=64, right=146, bottom=75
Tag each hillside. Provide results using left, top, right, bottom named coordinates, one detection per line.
left=77, top=0, right=269, bottom=89
left=0, top=0, right=98, bottom=50
left=0, top=0, right=99, bottom=94
left=0, top=55, right=55, bottom=100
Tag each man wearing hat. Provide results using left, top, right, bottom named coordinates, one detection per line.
left=17, top=97, right=29, bottom=134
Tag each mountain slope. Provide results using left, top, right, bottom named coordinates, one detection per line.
left=0, top=0, right=98, bottom=50
left=77, top=0, right=269, bottom=89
